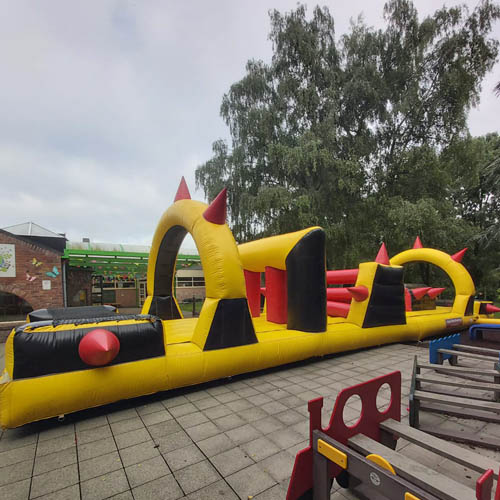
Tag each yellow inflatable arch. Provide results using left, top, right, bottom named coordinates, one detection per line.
left=390, top=247, right=475, bottom=315
left=141, top=188, right=257, bottom=350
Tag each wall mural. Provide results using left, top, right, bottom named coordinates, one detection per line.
left=45, top=266, right=59, bottom=279
left=0, top=244, right=16, bottom=278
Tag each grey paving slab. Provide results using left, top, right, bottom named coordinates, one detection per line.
left=226, top=463, right=276, bottom=499
left=225, top=398, right=253, bottom=412
left=106, top=408, right=138, bottom=424
left=125, top=455, right=170, bottom=488
left=174, top=459, right=221, bottom=495
left=213, top=392, right=241, bottom=404
left=75, top=416, right=108, bottom=432
left=155, top=430, right=193, bottom=454
left=186, top=421, right=220, bottom=442
left=77, top=437, right=117, bottom=462
left=0, top=477, right=31, bottom=500
left=147, top=419, right=182, bottom=439
left=0, top=457, right=33, bottom=487
left=254, top=416, right=285, bottom=435
left=260, top=450, right=296, bottom=482
left=75, top=425, right=111, bottom=446
left=225, top=423, right=262, bottom=445
left=131, top=473, right=183, bottom=500
left=197, top=433, right=234, bottom=457
left=110, top=417, right=144, bottom=436
left=79, top=450, right=123, bottom=482
left=185, top=390, right=210, bottom=403
left=114, top=428, right=151, bottom=449
left=237, top=406, right=268, bottom=423
left=192, top=397, right=219, bottom=411
left=36, top=434, right=75, bottom=458
left=30, top=463, right=79, bottom=499
left=136, top=401, right=165, bottom=416
left=35, top=484, right=81, bottom=500
left=37, top=424, right=74, bottom=443
left=210, top=446, right=253, bottom=476
left=33, top=446, right=77, bottom=476
left=241, top=436, right=281, bottom=462
left=213, top=413, right=246, bottom=432
left=141, top=410, right=172, bottom=427
left=202, top=405, right=233, bottom=420
left=119, top=440, right=161, bottom=467
left=168, top=403, right=198, bottom=419
left=163, top=444, right=205, bottom=472
left=176, top=412, right=209, bottom=429
left=185, top=479, right=238, bottom=500
left=80, top=469, right=129, bottom=500
left=106, top=491, right=132, bottom=500
left=267, top=428, right=304, bottom=450
left=162, top=395, right=190, bottom=409
left=253, top=483, right=288, bottom=500
left=0, top=432, right=38, bottom=452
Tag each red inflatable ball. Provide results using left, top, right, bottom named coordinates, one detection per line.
left=78, top=329, right=120, bottom=366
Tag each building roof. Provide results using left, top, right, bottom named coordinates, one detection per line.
left=66, top=241, right=199, bottom=255
left=2, top=222, right=65, bottom=239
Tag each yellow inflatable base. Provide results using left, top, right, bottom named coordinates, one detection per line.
left=0, top=307, right=474, bottom=428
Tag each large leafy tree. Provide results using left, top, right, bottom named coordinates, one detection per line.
left=196, top=0, right=500, bottom=270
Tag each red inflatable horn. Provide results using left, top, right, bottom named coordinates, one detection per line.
left=79, top=329, right=120, bottom=366
left=484, top=304, right=500, bottom=314
left=347, top=286, right=369, bottom=302
left=375, top=242, right=390, bottom=265
left=412, top=236, right=423, bottom=249
left=427, top=287, right=446, bottom=299
left=451, top=248, right=467, bottom=263
left=174, top=176, right=191, bottom=202
left=411, top=287, right=432, bottom=300
left=203, top=188, right=227, bottom=224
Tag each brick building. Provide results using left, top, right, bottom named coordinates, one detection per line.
left=0, top=225, right=65, bottom=316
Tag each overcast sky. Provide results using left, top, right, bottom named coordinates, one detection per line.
left=1, top=0, right=499, bottom=250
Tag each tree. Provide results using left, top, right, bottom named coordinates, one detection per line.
left=196, top=1, right=500, bottom=271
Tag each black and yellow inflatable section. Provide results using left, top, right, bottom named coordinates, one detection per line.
left=1, top=181, right=497, bottom=428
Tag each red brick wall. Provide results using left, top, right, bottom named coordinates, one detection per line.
left=0, top=231, right=63, bottom=310
left=66, top=267, right=93, bottom=306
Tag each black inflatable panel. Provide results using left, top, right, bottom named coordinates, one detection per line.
left=464, top=295, right=474, bottom=316
left=13, top=317, right=165, bottom=379
left=204, top=298, right=257, bottom=350
left=363, top=265, right=406, bottom=328
left=28, top=305, right=116, bottom=323
left=148, top=225, right=186, bottom=319
left=286, top=228, right=327, bottom=332
left=148, top=296, right=182, bottom=320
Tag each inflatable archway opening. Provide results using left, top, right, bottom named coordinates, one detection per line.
left=142, top=197, right=257, bottom=351
left=390, top=248, right=475, bottom=316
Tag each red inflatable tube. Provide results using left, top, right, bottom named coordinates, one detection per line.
left=326, top=269, right=359, bottom=285
left=327, top=301, right=350, bottom=318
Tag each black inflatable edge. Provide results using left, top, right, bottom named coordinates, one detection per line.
left=204, top=298, right=257, bottom=351
left=15, top=314, right=158, bottom=334
left=285, top=228, right=327, bottom=332
left=362, top=265, right=406, bottom=328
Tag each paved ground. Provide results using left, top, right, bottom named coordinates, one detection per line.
left=1, top=341, right=499, bottom=500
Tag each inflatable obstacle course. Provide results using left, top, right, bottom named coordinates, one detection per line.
left=1, top=177, right=500, bottom=428
left=287, top=373, right=500, bottom=500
